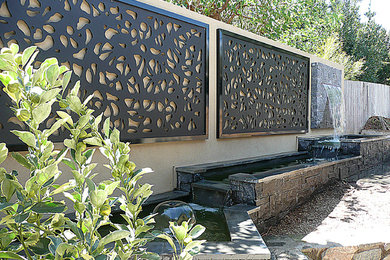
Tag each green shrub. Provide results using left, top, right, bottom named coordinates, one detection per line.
left=0, top=44, right=205, bottom=259
left=158, top=221, right=206, bottom=260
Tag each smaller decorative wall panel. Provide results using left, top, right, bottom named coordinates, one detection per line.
left=311, top=62, right=343, bottom=129
left=0, top=0, right=208, bottom=148
left=217, top=29, right=309, bottom=137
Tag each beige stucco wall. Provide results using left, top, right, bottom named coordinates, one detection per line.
left=1, top=0, right=344, bottom=195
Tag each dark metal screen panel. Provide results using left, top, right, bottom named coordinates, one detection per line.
left=0, top=0, right=208, bottom=148
left=217, top=29, right=309, bottom=138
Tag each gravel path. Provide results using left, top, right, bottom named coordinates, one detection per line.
left=261, top=170, right=390, bottom=259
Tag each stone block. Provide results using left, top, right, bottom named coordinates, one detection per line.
left=282, top=176, right=302, bottom=191
left=353, top=248, right=382, bottom=260
left=306, top=174, right=320, bottom=188
left=298, top=139, right=313, bottom=151
left=255, top=196, right=269, bottom=207
left=301, top=180, right=316, bottom=195
left=179, top=183, right=191, bottom=192
left=177, top=173, right=194, bottom=191
left=254, top=182, right=263, bottom=197
left=302, top=243, right=386, bottom=260
left=328, top=165, right=339, bottom=180
left=301, top=247, right=328, bottom=260
left=340, top=168, right=350, bottom=180
left=262, top=178, right=283, bottom=196
left=318, top=168, right=329, bottom=184
left=348, top=164, right=359, bottom=177
left=321, top=246, right=357, bottom=260
left=257, top=201, right=271, bottom=220
left=282, top=189, right=299, bottom=206
left=269, top=194, right=283, bottom=214
left=232, top=182, right=256, bottom=205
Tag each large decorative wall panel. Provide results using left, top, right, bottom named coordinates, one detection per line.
left=217, top=29, right=309, bottom=137
left=0, top=0, right=208, bottom=147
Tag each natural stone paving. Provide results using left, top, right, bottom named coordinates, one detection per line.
left=262, top=170, right=390, bottom=259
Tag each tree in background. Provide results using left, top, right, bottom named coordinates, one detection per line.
left=167, top=0, right=341, bottom=53
left=164, top=0, right=252, bottom=24
left=377, top=53, right=390, bottom=85
left=340, top=0, right=390, bottom=83
left=316, top=34, right=365, bottom=80
left=355, top=13, right=389, bottom=83
left=166, top=0, right=390, bottom=84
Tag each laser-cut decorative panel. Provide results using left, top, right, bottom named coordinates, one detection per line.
left=217, top=29, right=309, bottom=137
left=0, top=0, right=208, bottom=147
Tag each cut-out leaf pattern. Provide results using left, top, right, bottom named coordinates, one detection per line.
left=0, top=0, right=207, bottom=145
left=219, top=30, right=309, bottom=136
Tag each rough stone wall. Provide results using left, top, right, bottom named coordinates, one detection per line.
left=383, top=139, right=390, bottom=162
left=358, top=139, right=390, bottom=173
left=311, top=62, right=343, bottom=129
left=177, top=171, right=201, bottom=192
left=228, top=157, right=362, bottom=231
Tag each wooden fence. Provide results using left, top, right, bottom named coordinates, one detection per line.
left=344, top=80, right=390, bottom=134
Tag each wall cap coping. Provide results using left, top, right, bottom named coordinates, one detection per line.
left=147, top=204, right=271, bottom=259
left=192, top=180, right=230, bottom=192
left=229, top=155, right=362, bottom=184
left=298, top=135, right=390, bottom=143
left=175, top=151, right=308, bottom=174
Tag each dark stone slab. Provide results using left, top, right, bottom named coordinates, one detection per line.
left=145, top=190, right=189, bottom=206
left=192, top=180, right=230, bottom=207
left=175, top=151, right=308, bottom=175
left=311, top=62, right=343, bottom=129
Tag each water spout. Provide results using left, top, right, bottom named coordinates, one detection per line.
left=323, top=84, right=345, bottom=140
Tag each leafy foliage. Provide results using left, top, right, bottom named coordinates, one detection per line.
left=167, top=0, right=342, bottom=53
left=339, top=0, right=390, bottom=83
left=0, top=44, right=71, bottom=260
left=158, top=221, right=205, bottom=260
left=0, top=44, right=205, bottom=259
left=167, top=0, right=390, bottom=83
left=164, top=0, right=252, bottom=24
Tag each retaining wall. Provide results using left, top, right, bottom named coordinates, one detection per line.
left=229, top=156, right=362, bottom=231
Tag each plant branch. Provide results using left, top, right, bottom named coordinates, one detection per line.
left=19, top=225, right=32, bottom=260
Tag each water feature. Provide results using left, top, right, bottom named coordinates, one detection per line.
left=322, top=84, right=345, bottom=145
left=151, top=200, right=230, bottom=241
left=182, top=151, right=351, bottom=185
left=298, top=134, right=383, bottom=158
left=188, top=203, right=230, bottom=241
left=153, top=200, right=196, bottom=232
left=203, top=155, right=337, bottom=182
left=311, top=84, right=346, bottom=157
left=323, top=84, right=345, bottom=139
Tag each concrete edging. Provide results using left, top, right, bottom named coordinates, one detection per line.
left=196, top=204, right=271, bottom=259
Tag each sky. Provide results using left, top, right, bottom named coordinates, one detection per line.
left=358, top=0, right=390, bottom=31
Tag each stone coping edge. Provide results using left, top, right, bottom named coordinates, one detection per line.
left=175, top=151, right=309, bottom=174
left=148, top=204, right=271, bottom=259
left=229, top=156, right=362, bottom=184
left=298, top=135, right=390, bottom=143
left=195, top=204, right=271, bottom=259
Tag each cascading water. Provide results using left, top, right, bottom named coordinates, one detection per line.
left=316, top=84, right=345, bottom=158
left=323, top=84, right=345, bottom=140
